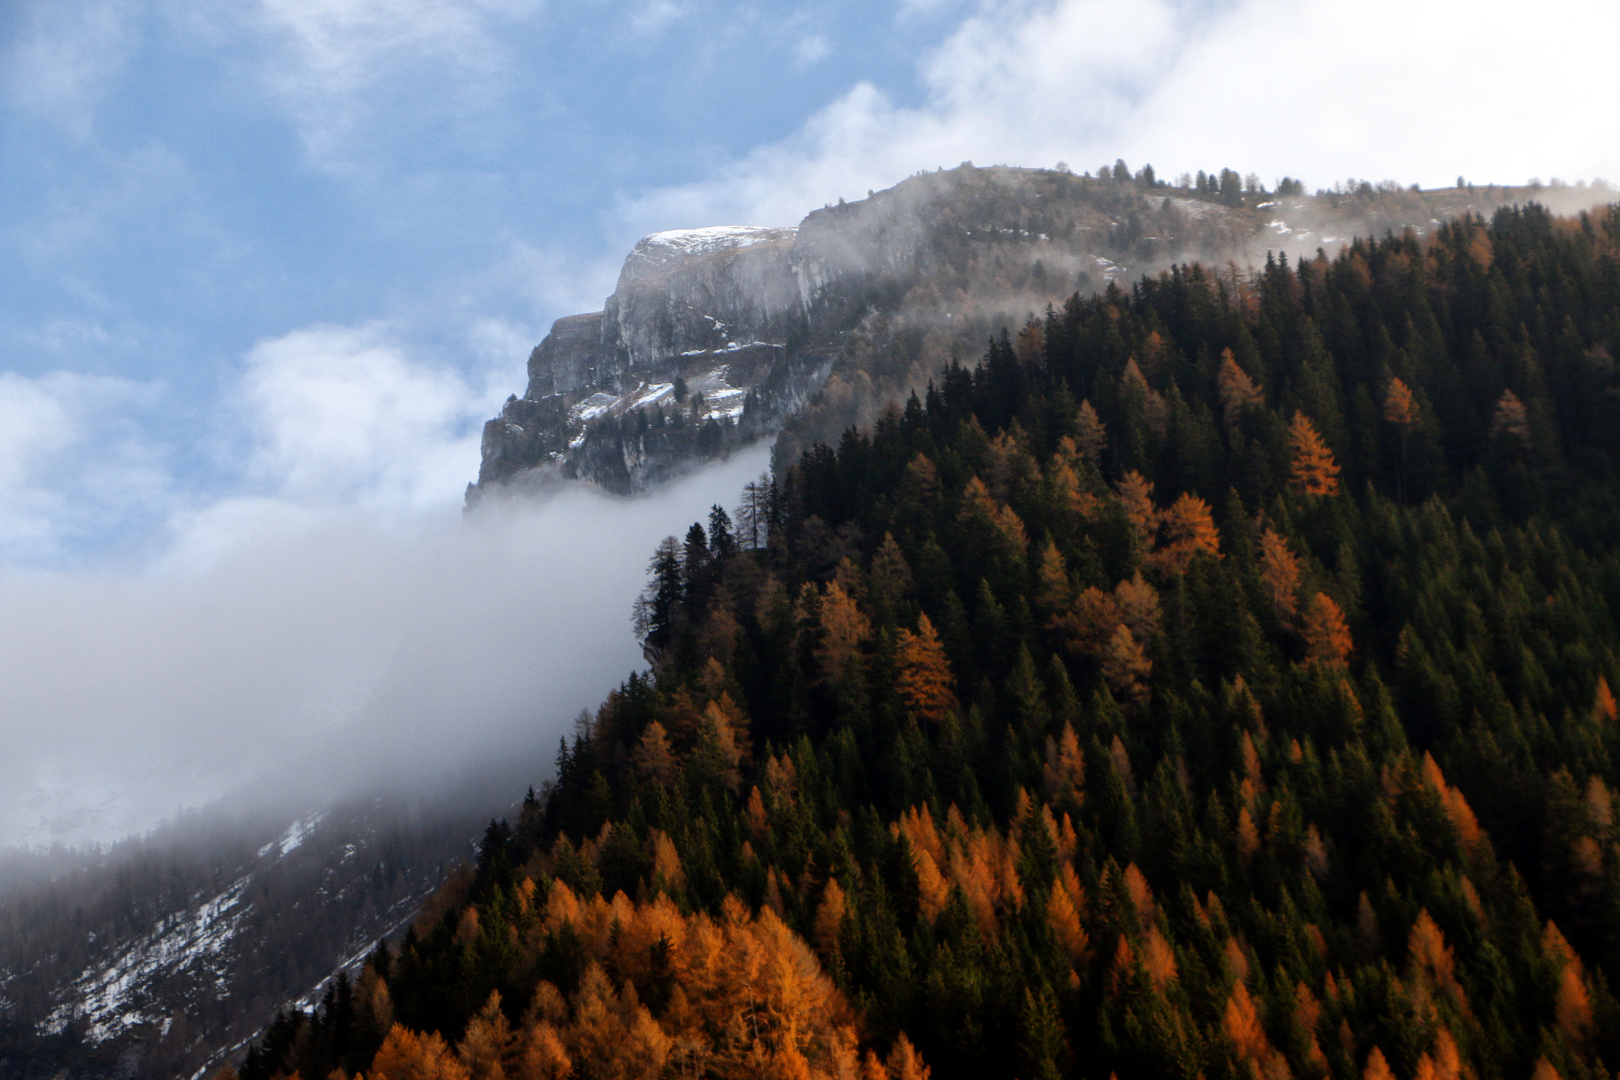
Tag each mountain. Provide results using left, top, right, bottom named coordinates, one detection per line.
left=235, top=194, right=1620, bottom=1080
left=0, top=796, right=490, bottom=1080
left=7, top=166, right=1618, bottom=1080
left=470, top=166, right=1607, bottom=499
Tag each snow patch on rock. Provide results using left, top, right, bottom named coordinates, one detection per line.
left=42, top=879, right=252, bottom=1043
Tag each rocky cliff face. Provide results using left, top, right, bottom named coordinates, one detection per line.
left=471, top=166, right=1601, bottom=499
left=471, top=225, right=822, bottom=497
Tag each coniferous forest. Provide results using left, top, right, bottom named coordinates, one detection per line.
left=234, top=203, right=1620, bottom=1080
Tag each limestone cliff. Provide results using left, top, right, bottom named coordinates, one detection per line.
left=470, top=166, right=1593, bottom=500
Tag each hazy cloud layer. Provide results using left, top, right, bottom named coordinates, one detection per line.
left=0, top=313, right=771, bottom=850
left=630, top=0, right=1620, bottom=230
left=0, top=444, right=771, bottom=849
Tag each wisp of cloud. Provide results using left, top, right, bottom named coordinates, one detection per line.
left=0, top=444, right=772, bottom=850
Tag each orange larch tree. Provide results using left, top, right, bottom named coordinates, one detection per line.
left=1383, top=377, right=1419, bottom=427
left=1216, top=349, right=1263, bottom=426
left=1301, top=591, right=1353, bottom=667
left=1258, top=528, right=1302, bottom=619
left=1114, top=470, right=1159, bottom=551
left=1151, top=492, right=1221, bottom=575
left=1488, top=389, right=1530, bottom=442
left=1100, top=624, right=1152, bottom=705
left=896, top=614, right=956, bottom=724
left=1288, top=411, right=1341, bottom=496
left=1073, top=400, right=1108, bottom=464
left=815, top=582, right=871, bottom=687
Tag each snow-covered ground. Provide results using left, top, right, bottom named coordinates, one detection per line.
left=634, top=225, right=795, bottom=262
left=258, top=810, right=327, bottom=860
left=41, top=877, right=251, bottom=1043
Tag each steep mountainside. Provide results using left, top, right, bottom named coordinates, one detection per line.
left=470, top=166, right=1610, bottom=499
left=0, top=798, right=487, bottom=1080
left=242, top=203, right=1620, bottom=1080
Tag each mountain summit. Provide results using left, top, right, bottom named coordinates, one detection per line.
left=470, top=165, right=1600, bottom=500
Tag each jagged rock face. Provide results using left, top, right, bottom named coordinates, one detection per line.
left=475, top=224, right=822, bottom=496
left=604, top=226, right=801, bottom=373
left=472, top=165, right=1577, bottom=500
left=525, top=312, right=607, bottom=398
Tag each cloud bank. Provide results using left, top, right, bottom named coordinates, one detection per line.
left=0, top=439, right=771, bottom=849
left=0, top=309, right=769, bottom=849
left=629, top=0, right=1620, bottom=230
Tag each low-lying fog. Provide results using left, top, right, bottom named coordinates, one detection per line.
left=0, top=445, right=772, bottom=852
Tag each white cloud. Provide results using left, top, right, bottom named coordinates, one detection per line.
left=0, top=319, right=514, bottom=572
left=237, top=323, right=495, bottom=510
left=629, top=0, right=691, bottom=36
left=795, top=33, right=831, bottom=67
left=3, top=0, right=139, bottom=137
left=628, top=0, right=1620, bottom=230
left=0, top=444, right=773, bottom=848
left=210, top=0, right=546, bottom=164
left=0, top=371, right=169, bottom=566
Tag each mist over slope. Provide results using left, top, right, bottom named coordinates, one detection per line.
left=0, top=444, right=771, bottom=851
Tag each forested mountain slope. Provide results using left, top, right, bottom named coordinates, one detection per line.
left=0, top=798, right=480, bottom=1080
left=238, top=203, right=1620, bottom=1080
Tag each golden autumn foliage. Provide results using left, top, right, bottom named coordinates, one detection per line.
left=1301, top=592, right=1353, bottom=668
left=1488, top=389, right=1529, bottom=442
left=1121, top=863, right=1154, bottom=922
left=1412, top=1028, right=1462, bottom=1080
left=1100, top=623, right=1152, bottom=705
left=961, top=476, right=1029, bottom=555
left=1258, top=529, right=1302, bottom=619
left=1531, top=1059, right=1562, bottom=1080
left=458, top=993, right=512, bottom=1080
left=1041, top=723, right=1085, bottom=810
left=814, top=879, right=846, bottom=960
left=891, top=802, right=1035, bottom=938
left=1419, top=753, right=1482, bottom=849
left=896, top=614, right=956, bottom=724
left=1046, top=866, right=1089, bottom=964
left=650, top=830, right=684, bottom=893
left=632, top=721, right=678, bottom=788
left=1150, top=492, right=1221, bottom=575
left=1035, top=542, right=1073, bottom=622
left=368, top=1025, right=468, bottom=1080
left=1383, top=377, right=1420, bottom=428
left=816, top=581, right=871, bottom=686
left=1407, top=909, right=1466, bottom=1010
left=1236, top=806, right=1261, bottom=864
left=1543, top=921, right=1594, bottom=1047
left=1062, top=586, right=1122, bottom=658
left=1115, top=470, right=1159, bottom=549
left=364, top=883, right=931, bottom=1080
left=1595, top=676, right=1617, bottom=723
left=1073, top=400, right=1108, bottom=464
left=1142, top=925, right=1177, bottom=990
left=1217, top=349, right=1263, bottom=426
left=1288, top=411, right=1341, bottom=497
left=1363, top=1047, right=1396, bottom=1080
left=1223, top=982, right=1287, bottom=1078
left=1112, top=572, right=1161, bottom=643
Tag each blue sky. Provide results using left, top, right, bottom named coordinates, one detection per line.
left=3, top=0, right=1619, bottom=569
left=0, top=0, right=963, bottom=564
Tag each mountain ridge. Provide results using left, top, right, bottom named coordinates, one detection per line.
left=470, top=165, right=1612, bottom=501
